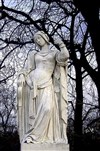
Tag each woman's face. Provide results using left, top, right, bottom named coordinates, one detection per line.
left=34, top=34, right=46, bottom=47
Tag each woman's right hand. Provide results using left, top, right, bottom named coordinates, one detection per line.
left=18, top=74, right=26, bottom=86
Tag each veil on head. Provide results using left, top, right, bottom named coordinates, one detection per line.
left=34, top=31, right=50, bottom=44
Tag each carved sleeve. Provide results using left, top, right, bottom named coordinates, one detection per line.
left=56, top=44, right=69, bottom=66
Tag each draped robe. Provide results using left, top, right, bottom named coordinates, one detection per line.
left=17, top=49, right=68, bottom=144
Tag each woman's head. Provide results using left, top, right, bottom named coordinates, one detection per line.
left=34, top=31, right=50, bottom=47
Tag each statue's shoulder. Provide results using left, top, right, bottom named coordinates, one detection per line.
left=29, top=50, right=37, bottom=55
left=28, top=50, right=37, bottom=57
left=50, top=48, right=58, bottom=55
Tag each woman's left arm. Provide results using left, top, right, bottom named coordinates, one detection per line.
left=55, top=39, right=69, bottom=62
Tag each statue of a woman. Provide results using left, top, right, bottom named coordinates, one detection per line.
left=17, top=31, right=69, bottom=144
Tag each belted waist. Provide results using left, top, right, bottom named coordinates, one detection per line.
left=31, top=78, right=52, bottom=98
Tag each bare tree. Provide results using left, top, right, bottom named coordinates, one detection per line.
left=0, top=1, right=99, bottom=150
left=0, top=82, right=17, bottom=133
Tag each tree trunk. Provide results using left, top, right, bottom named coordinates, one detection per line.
left=74, top=60, right=83, bottom=151
left=73, top=0, right=100, bottom=109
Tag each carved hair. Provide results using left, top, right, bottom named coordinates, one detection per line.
left=34, top=31, right=50, bottom=44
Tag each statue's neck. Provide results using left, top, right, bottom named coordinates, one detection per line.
left=40, top=44, right=49, bottom=53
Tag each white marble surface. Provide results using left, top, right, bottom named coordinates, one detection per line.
left=17, top=31, right=69, bottom=145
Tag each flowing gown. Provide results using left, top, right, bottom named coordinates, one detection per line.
left=17, top=49, right=68, bottom=144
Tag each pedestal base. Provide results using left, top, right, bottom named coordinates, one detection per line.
left=21, top=143, right=69, bottom=151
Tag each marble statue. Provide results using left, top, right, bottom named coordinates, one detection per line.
left=17, top=31, right=69, bottom=146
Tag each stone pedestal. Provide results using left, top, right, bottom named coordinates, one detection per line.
left=21, top=143, right=69, bottom=151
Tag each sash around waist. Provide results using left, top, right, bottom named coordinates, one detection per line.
left=28, top=78, right=53, bottom=98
